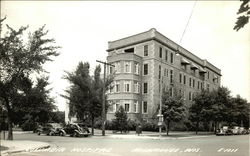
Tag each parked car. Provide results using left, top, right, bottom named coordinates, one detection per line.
left=239, top=127, right=247, bottom=135
left=37, top=123, right=62, bottom=136
left=232, top=126, right=240, bottom=135
left=59, top=123, right=90, bottom=137
left=216, top=126, right=233, bottom=136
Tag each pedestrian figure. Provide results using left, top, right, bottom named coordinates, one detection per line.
left=136, top=124, right=142, bottom=136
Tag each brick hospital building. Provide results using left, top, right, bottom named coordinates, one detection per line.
left=106, top=28, right=221, bottom=122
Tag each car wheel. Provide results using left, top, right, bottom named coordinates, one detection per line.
left=37, top=132, right=41, bottom=135
left=73, top=132, right=78, bottom=137
left=59, top=132, right=64, bottom=136
left=49, top=132, right=54, bottom=136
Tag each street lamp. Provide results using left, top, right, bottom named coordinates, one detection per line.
left=158, top=72, right=163, bottom=137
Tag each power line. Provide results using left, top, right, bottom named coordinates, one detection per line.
left=179, top=1, right=197, bottom=45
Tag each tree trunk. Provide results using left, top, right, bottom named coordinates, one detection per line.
left=91, top=115, right=94, bottom=135
left=5, top=98, right=13, bottom=140
left=214, top=121, right=217, bottom=134
left=7, top=117, right=13, bottom=140
left=166, top=120, right=170, bottom=136
left=195, top=120, right=199, bottom=135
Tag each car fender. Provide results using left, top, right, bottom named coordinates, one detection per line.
left=59, top=129, right=66, bottom=135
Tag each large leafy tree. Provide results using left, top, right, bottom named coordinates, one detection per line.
left=189, top=89, right=212, bottom=134
left=63, top=62, right=113, bottom=135
left=210, top=87, right=232, bottom=131
left=162, top=88, right=186, bottom=135
left=230, top=95, right=249, bottom=127
left=0, top=18, right=59, bottom=140
left=234, top=0, right=250, bottom=31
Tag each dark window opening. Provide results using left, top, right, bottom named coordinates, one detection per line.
left=124, top=48, right=134, bottom=53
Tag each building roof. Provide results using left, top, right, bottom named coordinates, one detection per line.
left=107, top=28, right=221, bottom=76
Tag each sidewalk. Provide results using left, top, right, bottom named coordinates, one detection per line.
left=92, top=129, right=214, bottom=140
left=0, top=140, right=50, bottom=156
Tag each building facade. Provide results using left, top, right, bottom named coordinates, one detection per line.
left=106, top=28, right=221, bottom=122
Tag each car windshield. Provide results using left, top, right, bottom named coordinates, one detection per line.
left=48, top=123, right=62, bottom=128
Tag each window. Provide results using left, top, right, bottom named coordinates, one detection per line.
left=124, top=81, right=131, bottom=92
left=184, top=75, right=186, bottom=85
left=134, top=100, right=138, bottom=113
left=108, top=101, right=114, bottom=112
left=143, top=82, right=148, bottom=93
left=159, top=47, right=162, bottom=58
left=193, top=79, right=195, bottom=88
left=170, top=69, right=173, bottom=83
left=165, top=50, right=168, bottom=62
left=115, top=81, right=120, bottom=92
left=115, top=101, right=120, bottom=111
left=170, top=52, right=174, bottom=63
left=198, top=81, right=200, bottom=89
left=142, top=101, right=148, bottom=114
left=124, top=48, right=134, bottom=53
left=109, top=66, right=113, bottom=74
left=169, top=87, right=173, bottom=97
left=109, top=82, right=114, bottom=93
left=189, top=78, right=192, bottom=87
left=124, top=101, right=130, bottom=112
left=189, top=92, right=192, bottom=101
left=164, top=68, right=167, bottom=76
left=179, top=73, right=182, bottom=83
left=179, top=89, right=182, bottom=97
left=124, top=61, right=131, bottom=73
left=134, top=81, right=140, bottom=93
left=159, top=65, right=161, bottom=79
left=114, top=62, right=121, bottom=73
left=144, top=64, right=148, bottom=75
left=144, top=45, right=148, bottom=56
left=207, top=71, right=210, bottom=79
left=134, top=62, right=140, bottom=75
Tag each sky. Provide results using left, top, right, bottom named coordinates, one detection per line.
left=1, top=1, right=250, bottom=111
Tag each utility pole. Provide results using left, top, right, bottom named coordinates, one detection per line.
left=96, top=60, right=114, bottom=136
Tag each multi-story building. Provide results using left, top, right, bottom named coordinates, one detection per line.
left=106, top=28, right=221, bottom=122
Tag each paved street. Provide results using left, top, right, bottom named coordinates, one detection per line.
left=3, top=132, right=250, bottom=156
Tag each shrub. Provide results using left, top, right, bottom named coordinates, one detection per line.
left=21, top=121, right=36, bottom=131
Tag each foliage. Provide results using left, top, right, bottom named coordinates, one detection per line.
left=62, top=62, right=114, bottom=135
left=142, top=121, right=159, bottom=132
left=234, top=0, right=250, bottom=31
left=0, top=18, right=60, bottom=140
left=190, top=89, right=213, bottom=134
left=112, top=106, right=129, bottom=133
left=162, top=88, right=186, bottom=135
left=190, top=86, right=249, bottom=133
left=49, top=111, right=65, bottom=123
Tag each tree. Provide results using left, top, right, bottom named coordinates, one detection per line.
left=230, top=95, right=249, bottom=127
left=0, top=18, right=59, bottom=140
left=211, top=87, right=232, bottom=131
left=62, top=62, right=114, bottom=135
left=234, top=0, right=250, bottom=31
left=190, top=89, right=213, bottom=134
left=113, top=106, right=129, bottom=133
left=49, top=111, right=65, bottom=124
left=63, top=62, right=92, bottom=122
left=162, top=88, right=186, bottom=135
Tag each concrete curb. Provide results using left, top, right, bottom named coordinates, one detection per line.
left=1, top=142, right=51, bottom=156
left=96, top=134, right=211, bottom=140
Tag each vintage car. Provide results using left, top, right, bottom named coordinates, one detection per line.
left=232, top=126, right=240, bottom=135
left=216, top=126, right=233, bottom=136
left=59, top=123, right=90, bottom=137
left=239, top=127, right=247, bottom=135
left=37, top=123, right=62, bottom=136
